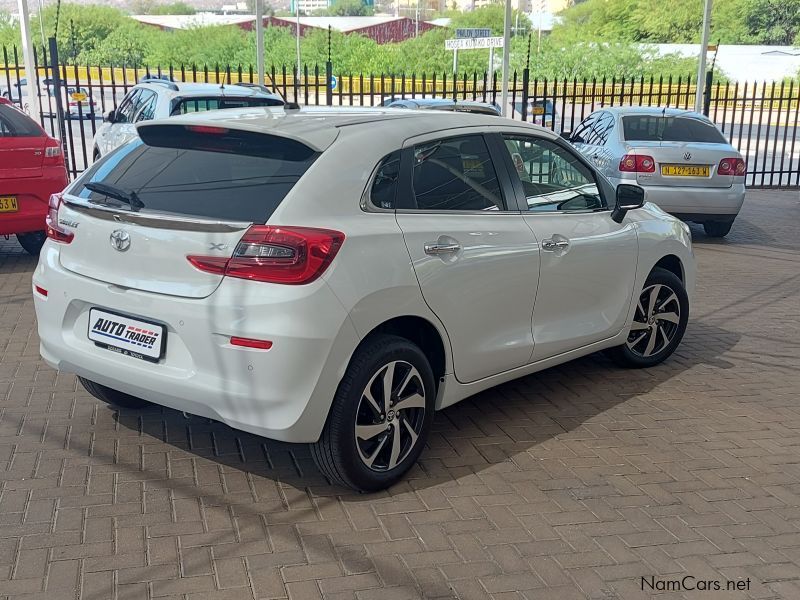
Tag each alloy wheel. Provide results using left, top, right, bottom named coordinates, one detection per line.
left=626, top=283, right=681, bottom=358
left=354, top=360, right=426, bottom=472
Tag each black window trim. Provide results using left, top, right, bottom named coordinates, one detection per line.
left=493, top=131, right=612, bottom=214
left=396, top=132, right=517, bottom=215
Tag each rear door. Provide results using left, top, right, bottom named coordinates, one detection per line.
left=621, top=114, right=735, bottom=188
left=57, top=125, right=320, bottom=299
left=394, top=132, right=540, bottom=383
left=0, top=102, right=46, bottom=179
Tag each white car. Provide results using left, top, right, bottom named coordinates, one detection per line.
left=33, top=108, right=695, bottom=491
left=92, top=79, right=284, bottom=159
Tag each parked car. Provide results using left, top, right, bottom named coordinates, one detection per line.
left=383, top=97, right=501, bottom=116
left=33, top=107, right=694, bottom=491
left=1, top=78, right=98, bottom=119
left=567, top=107, right=745, bottom=237
left=92, top=79, right=285, bottom=159
left=0, top=97, right=68, bottom=255
left=513, top=98, right=560, bottom=131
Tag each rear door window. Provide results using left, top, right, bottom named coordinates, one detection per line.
left=70, top=126, right=319, bottom=223
left=622, top=115, right=727, bottom=143
left=370, top=151, right=401, bottom=209
left=172, top=96, right=284, bottom=115
left=0, top=103, right=42, bottom=137
left=114, top=89, right=141, bottom=124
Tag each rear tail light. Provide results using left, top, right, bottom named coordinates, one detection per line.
left=43, top=137, right=64, bottom=165
left=718, top=157, right=746, bottom=176
left=187, top=225, right=345, bottom=285
left=619, top=154, right=655, bottom=173
left=45, top=193, right=74, bottom=244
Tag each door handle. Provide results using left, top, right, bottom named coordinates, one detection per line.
left=542, top=239, right=569, bottom=251
left=424, top=242, right=461, bottom=256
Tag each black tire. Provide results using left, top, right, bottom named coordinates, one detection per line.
left=78, top=376, right=152, bottom=409
left=311, top=334, right=435, bottom=492
left=606, top=267, right=689, bottom=368
left=703, top=220, right=733, bottom=237
left=16, top=231, right=46, bottom=255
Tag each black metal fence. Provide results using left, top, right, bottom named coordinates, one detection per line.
left=2, top=43, right=799, bottom=188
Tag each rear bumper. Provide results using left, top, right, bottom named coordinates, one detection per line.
left=0, top=167, right=67, bottom=236
left=33, top=244, right=360, bottom=443
left=611, top=179, right=746, bottom=217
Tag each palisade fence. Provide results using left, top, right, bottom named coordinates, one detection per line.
left=2, top=42, right=799, bottom=188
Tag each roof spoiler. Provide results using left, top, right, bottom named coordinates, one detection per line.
left=235, top=81, right=299, bottom=110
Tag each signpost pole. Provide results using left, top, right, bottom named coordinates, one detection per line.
left=17, top=0, right=39, bottom=118
left=488, top=47, right=494, bottom=76
left=453, top=49, right=458, bottom=75
left=500, top=0, right=511, bottom=117
left=694, top=0, right=712, bottom=113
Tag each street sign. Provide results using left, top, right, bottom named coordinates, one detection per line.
left=455, top=28, right=492, bottom=39
left=330, top=75, right=338, bottom=90
left=445, top=37, right=505, bottom=50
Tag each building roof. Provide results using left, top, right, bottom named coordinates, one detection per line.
left=132, top=13, right=256, bottom=30
left=285, top=16, right=421, bottom=32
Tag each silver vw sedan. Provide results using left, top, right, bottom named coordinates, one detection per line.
left=568, top=107, right=746, bottom=237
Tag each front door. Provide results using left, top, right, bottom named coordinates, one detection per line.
left=395, top=132, right=540, bottom=383
left=497, top=132, right=639, bottom=361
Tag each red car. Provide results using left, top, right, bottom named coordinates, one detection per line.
left=0, top=97, right=68, bottom=255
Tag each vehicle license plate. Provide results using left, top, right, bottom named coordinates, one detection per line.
left=531, top=106, right=545, bottom=115
left=0, top=196, right=18, bottom=212
left=661, top=164, right=710, bottom=177
left=88, top=308, right=166, bottom=362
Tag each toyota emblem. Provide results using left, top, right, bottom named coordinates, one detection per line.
left=683, top=152, right=692, bottom=160
left=110, top=229, right=131, bottom=252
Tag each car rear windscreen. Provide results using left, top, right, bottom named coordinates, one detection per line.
left=71, top=127, right=318, bottom=223
left=0, top=104, right=43, bottom=137
left=622, top=115, right=727, bottom=143
left=172, top=96, right=284, bottom=115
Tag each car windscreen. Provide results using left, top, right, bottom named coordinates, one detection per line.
left=0, top=103, right=43, bottom=137
left=622, top=115, right=727, bottom=143
left=172, top=96, right=284, bottom=115
left=70, top=126, right=318, bottom=223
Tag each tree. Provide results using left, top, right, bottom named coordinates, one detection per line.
left=744, top=0, right=800, bottom=45
left=328, top=0, right=374, bottom=17
left=131, top=1, right=196, bottom=14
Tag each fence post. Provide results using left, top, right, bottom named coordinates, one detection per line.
left=47, top=37, right=69, bottom=166
left=521, top=33, right=531, bottom=122
left=326, top=26, right=333, bottom=106
left=703, top=70, right=713, bottom=116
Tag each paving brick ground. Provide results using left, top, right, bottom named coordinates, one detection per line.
left=1, top=189, right=800, bottom=600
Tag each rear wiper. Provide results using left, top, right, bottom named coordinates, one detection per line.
left=84, top=182, right=145, bottom=211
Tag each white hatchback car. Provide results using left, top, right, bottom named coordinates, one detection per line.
left=33, top=108, right=695, bottom=491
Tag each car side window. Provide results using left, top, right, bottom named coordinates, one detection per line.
left=590, top=112, right=615, bottom=146
left=571, top=114, right=596, bottom=144
left=370, top=151, right=401, bottom=209
left=412, top=135, right=504, bottom=211
left=134, top=90, right=157, bottom=122
left=115, top=89, right=141, bottom=124
left=501, top=135, right=606, bottom=212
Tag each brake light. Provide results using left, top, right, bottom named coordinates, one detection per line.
left=45, top=193, right=74, bottom=244
left=187, top=226, right=345, bottom=285
left=718, top=157, right=746, bottom=176
left=185, top=125, right=229, bottom=135
left=619, top=154, right=656, bottom=173
left=43, top=138, right=64, bottom=165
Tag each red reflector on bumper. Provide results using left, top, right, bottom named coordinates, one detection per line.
left=34, top=285, right=48, bottom=297
left=230, top=336, right=273, bottom=350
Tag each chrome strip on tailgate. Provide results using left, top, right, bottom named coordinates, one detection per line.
left=63, top=197, right=252, bottom=233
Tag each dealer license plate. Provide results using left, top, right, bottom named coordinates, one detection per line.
left=661, top=164, right=710, bottom=177
left=88, top=308, right=166, bottom=362
left=0, top=196, right=18, bottom=212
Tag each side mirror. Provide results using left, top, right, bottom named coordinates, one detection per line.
left=611, top=184, right=645, bottom=223
left=104, top=109, right=116, bottom=123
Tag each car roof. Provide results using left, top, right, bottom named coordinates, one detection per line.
left=137, top=106, right=539, bottom=152
left=601, top=106, right=709, bottom=119
left=135, top=81, right=282, bottom=101
left=388, top=98, right=501, bottom=115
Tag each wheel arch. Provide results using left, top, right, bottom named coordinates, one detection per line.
left=653, top=254, right=684, bottom=282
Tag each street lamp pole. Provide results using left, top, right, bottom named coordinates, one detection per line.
left=255, top=0, right=265, bottom=86
left=17, top=0, right=39, bottom=119
left=694, top=0, right=712, bottom=113
left=295, top=0, right=302, bottom=81
left=499, top=0, right=511, bottom=117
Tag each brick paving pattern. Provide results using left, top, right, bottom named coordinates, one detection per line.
left=1, top=190, right=800, bottom=600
